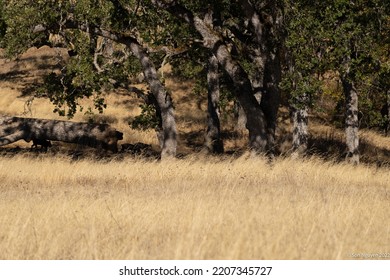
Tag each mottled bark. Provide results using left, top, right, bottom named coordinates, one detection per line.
left=128, top=42, right=177, bottom=159
left=92, top=29, right=177, bottom=159
left=64, top=3, right=177, bottom=156
left=238, top=0, right=267, bottom=85
left=213, top=42, right=268, bottom=152
left=341, top=69, right=360, bottom=165
left=36, top=20, right=177, bottom=159
left=235, top=102, right=247, bottom=133
left=204, top=54, right=224, bottom=153
left=0, top=117, right=123, bottom=152
left=290, top=94, right=309, bottom=156
left=152, top=0, right=269, bottom=153
left=238, top=0, right=266, bottom=45
left=239, top=0, right=282, bottom=155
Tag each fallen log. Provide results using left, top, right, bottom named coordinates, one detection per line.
left=0, top=116, right=123, bottom=152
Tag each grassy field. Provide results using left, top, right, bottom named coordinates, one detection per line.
left=0, top=155, right=389, bottom=259
left=0, top=46, right=389, bottom=260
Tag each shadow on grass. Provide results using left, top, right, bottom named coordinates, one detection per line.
left=0, top=141, right=161, bottom=162
left=0, top=55, right=62, bottom=97
left=307, top=135, right=390, bottom=167
left=1, top=128, right=389, bottom=167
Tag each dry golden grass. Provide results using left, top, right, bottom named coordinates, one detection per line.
left=309, top=122, right=390, bottom=151
left=1, top=46, right=390, bottom=260
left=0, top=155, right=389, bottom=260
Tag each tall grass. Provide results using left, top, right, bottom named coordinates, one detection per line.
left=0, top=155, right=388, bottom=259
left=1, top=46, right=389, bottom=260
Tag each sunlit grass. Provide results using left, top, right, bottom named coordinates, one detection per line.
left=1, top=46, right=390, bottom=260
left=0, top=155, right=388, bottom=259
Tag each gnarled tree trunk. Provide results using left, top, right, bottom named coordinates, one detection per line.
left=204, top=53, right=224, bottom=153
left=90, top=28, right=177, bottom=159
left=212, top=42, right=268, bottom=152
left=341, top=64, right=360, bottom=165
left=0, top=117, right=123, bottom=152
left=239, top=0, right=282, bottom=156
left=128, top=41, right=177, bottom=159
left=153, top=0, right=269, bottom=154
left=290, top=93, right=309, bottom=157
left=261, top=53, right=281, bottom=155
left=35, top=20, right=178, bottom=159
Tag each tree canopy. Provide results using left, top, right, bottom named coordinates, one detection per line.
left=0, top=0, right=388, bottom=160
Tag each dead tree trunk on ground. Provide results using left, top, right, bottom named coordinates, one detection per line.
left=0, top=117, right=123, bottom=152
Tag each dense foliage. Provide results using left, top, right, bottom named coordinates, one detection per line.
left=0, top=0, right=388, bottom=159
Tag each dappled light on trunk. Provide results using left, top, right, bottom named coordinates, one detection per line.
left=0, top=116, right=123, bottom=152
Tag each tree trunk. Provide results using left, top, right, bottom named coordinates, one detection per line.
left=212, top=42, right=268, bottom=152
left=290, top=94, right=309, bottom=156
left=61, top=4, right=177, bottom=158
left=239, top=0, right=282, bottom=156
left=46, top=20, right=178, bottom=159
left=341, top=71, right=359, bottom=165
left=234, top=101, right=247, bottom=134
left=386, top=90, right=390, bottom=136
left=204, top=53, right=224, bottom=153
left=153, top=1, right=269, bottom=153
left=128, top=41, right=177, bottom=159
left=261, top=53, right=281, bottom=155
left=0, top=117, right=123, bottom=152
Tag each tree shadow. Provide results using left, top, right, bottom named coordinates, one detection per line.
left=1, top=132, right=390, bottom=167
left=307, top=135, right=390, bottom=166
left=0, top=141, right=161, bottom=162
left=1, top=55, right=63, bottom=97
